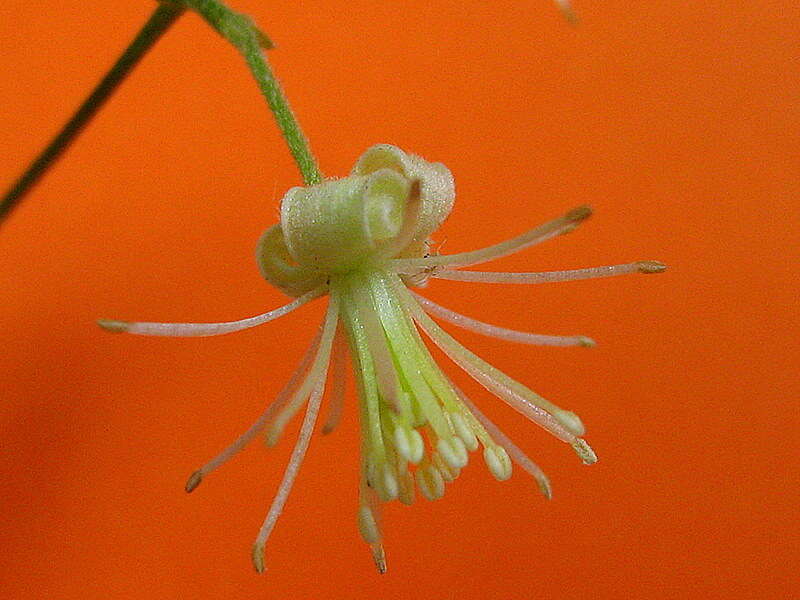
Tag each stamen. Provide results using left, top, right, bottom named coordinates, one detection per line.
left=370, top=406, right=401, bottom=503
left=358, top=465, right=388, bottom=573
left=349, top=275, right=402, bottom=413
left=458, top=390, right=552, bottom=499
left=432, top=451, right=461, bottom=483
left=341, top=294, right=392, bottom=488
left=98, top=287, right=325, bottom=337
left=379, top=294, right=504, bottom=457
left=367, top=270, right=496, bottom=469
left=436, top=436, right=469, bottom=470
left=381, top=465, right=400, bottom=501
left=413, top=292, right=595, bottom=348
left=397, top=468, right=416, bottom=505
left=321, top=325, right=348, bottom=434
left=367, top=454, right=400, bottom=502
left=185, top=328, right=323, bottom=492
left=483, top=445, right=513, bottom=482
left=392, top=275, right=585, bottom=444
left=251, top=369, right=327, bottom=574
left=264, top=295, right=341, bottom=445
left=393, top=426, right=424, bottom=465
left=371, top=544, right=387, bottom=574
left=367, top=274, right=453, bottom=440
left=358, top=505, right=381, bottom=544
left=449, top=411, right=479, bottom=451
left=389, top=205, right=591, bottom=272
left=416, top=462, right=445, bottom=501
left=571, top=438, right=598, bottom=465
left=432, top=260, right=667, bottom=284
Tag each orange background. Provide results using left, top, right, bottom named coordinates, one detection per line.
left=1, top=1, right=797, bottom=598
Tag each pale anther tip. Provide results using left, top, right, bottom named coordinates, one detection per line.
left=571, top=438, right=598, bottom=465
left=251, top=542, right=266, bottom=574
left=637, top=260, right=667, bottom=274
left=578, top=336, right=597, bottom=348
left=539, top=478, right=554, bottom=500
left=371, top=544, right=387, bottom=574
left=97, top=319, right=129, bottom=333
left=565, top=205, right=592, bottom=223
left=185, top=470, right=203, bottom=493
left=561, top=7, right=580, bottom=25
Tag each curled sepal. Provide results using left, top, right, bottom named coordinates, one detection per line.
left=256, top=224, right=328, bottom=297
left=280, top=167, right=414, bottom=273
left=352, top=144, right=455, bottom=247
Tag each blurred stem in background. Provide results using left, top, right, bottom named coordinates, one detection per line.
left=0, top=2, right=186, bottom=225
left=0, top=0, right=321, bottom=228
left=0, top=0, right=575, bottom=227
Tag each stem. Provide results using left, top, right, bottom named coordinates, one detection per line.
left=0, top=2, right=186, bottom=227
left=186, top=0, right=322, bottom=185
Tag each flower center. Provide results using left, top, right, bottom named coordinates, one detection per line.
left=256, top=144, right=455, bottom=296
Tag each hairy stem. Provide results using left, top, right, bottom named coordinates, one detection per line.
left=186, top=0, right=322, bottom=185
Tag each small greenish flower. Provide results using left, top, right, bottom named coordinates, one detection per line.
left=99, top=144, right=665, bottom=573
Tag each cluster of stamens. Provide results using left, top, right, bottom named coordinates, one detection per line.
left=99, top=144, right=665, bottom=573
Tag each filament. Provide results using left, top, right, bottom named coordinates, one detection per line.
left=98, top=287, right=325, bottom=337
left=456, top=388, right=552, bottom=499
left=321, top=324, right=348, bottom=434
left=185, top=327, right=323, bottom=492
left=349, top=274, right=402, bottom=413
left=432, top=260, right=666, bottom=284
left=389, top=205, right=591, bottom=272
left=390, top=274, right=581, bottom=443
left=251, top=371, right=327, bottom=573
left=412, top=291, right=595, bottom=347
left=265, top=294, right=340, bottom=445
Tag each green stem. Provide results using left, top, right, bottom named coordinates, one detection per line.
left=0, top=2, right=186, bottom=227
left=186, top=0, right=322, bottom=185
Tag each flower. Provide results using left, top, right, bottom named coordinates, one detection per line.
left=99, top=144, right=665, bottom=573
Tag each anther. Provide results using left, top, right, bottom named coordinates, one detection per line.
left=450, top=412, right=479, bottom=451
left=377, top=465, right=399, bottom=501
left=637, top=260, right=667, bottom=274
left=483, top=445, right=513, bottom=481
left=96, top=319, right=129, bottom=333
left=393, top=427, right=413, bottom=463
left=358, top=506, right=381, bottom=545
left=565, top=205, right=593, bottom=223
left=416, top=464, right=445, bottom=501
left=370, top=543, right=387, bottom=574
left=433, top=453, right=460, bottom=482
left=398, top=470, right=415, bottom=505
left=408, top=428, right=424, bottom=464
left=185, top=470, right=203, bottom=493
left=251, top=541, right=266, bottom=574
left=571, top=438, right=598, bottom=465
left=436, top=437, right=468, bottom=469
